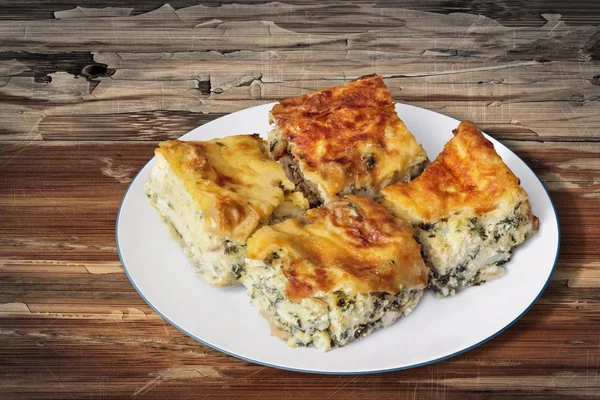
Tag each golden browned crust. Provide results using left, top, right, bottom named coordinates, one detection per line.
left=246, top=195, right=429, bottom=302
left=381, top=121, right=533, bottom=223
left=270, top=75, right=428, bottom=202
left=155, top=135, right=308, bottom=242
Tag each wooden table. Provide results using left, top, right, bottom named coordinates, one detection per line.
left=1, top=1, right=599, bottom=398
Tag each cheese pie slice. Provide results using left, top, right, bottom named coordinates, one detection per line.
left=242, top=195, right=429, bottom=351
left=145, top=135, right=308, bottom=287
left=269, top=74, right=428, bottom=206
left=382, top=121, right=539, bottom=296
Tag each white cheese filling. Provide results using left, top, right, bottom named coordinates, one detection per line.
left=242, top=257, right=424, bottom=351
left=418, top=201, right=537, bottom=296
left=145, top=155, right=246, bottom=287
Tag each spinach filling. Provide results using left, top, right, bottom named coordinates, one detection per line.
left=419, top=201, right=533, bottom=296
left=330, top=292, right=412, bottom=346
left=248, top=267, right=421, bottom=350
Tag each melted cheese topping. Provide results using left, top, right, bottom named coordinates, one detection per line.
left=246, top=195, right=429, bottom=302
left=382, top=121, right=532, bottom=224
left=156, top=135, right=308, bottom=242
left=269, top=75, right=428, bottom=202
left=145, top=155, right=246, bottom=287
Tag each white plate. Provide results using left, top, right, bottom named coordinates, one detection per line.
left=116, top=103, right=559, bottom=374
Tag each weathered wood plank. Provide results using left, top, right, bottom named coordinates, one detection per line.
left=0, top=140, right=597, bottom=258
left=0, top=4, right=599, bottom=141
left=0, top=3, right=597, bottom=55
left=2, top=0, right=600, bottom=29
left=0, top=140, right=597, bottom=264
left=1, top=53, right=598, bottom=141
left=1, top=295, right=600, bottom=400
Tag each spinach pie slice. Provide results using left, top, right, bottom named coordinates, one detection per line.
left=242, top=195, right=429, bottom=351
left=145, top=135, right=309, bottom=287
left=382, top=121, right=539, bottom=297
left=268, top=74, right=428, bottom=206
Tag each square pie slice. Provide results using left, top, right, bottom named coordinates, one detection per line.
left=382, top=121, right=539, bottom=296
left=242, top=195, right=429, bottom=351
left=268, top=74, right=428, bottom=206
left=145, top=135, right=309, bottom=287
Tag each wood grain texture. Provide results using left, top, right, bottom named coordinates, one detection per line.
left=1, top=1, right=599, bottom=399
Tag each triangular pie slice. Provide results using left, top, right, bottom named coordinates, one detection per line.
left=145, top=135, right=308, bottom=287
left=382, top=121, right=539, bottom=296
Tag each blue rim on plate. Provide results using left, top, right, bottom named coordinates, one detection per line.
left=115, top=108, right=560, bottom=375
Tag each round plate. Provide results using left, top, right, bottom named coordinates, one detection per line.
left=116, top=103, right=559, bottom=374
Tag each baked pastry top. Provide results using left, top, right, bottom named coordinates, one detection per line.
left=269, top=75, right=428, bottom=204
left=382, top=121, right=532, bottom=224
left=243, top=195, right=429, bottom=350
left=156, top=135, right=308, bottom=242
left=246, top=195, right=429, bottom=302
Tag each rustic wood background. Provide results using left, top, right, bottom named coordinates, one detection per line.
left=1, top=1, right=599, bottom=398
